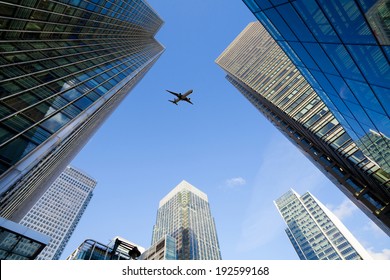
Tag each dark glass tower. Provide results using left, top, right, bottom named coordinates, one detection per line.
left=242, top=0, right=390, bottom=173
left=216, top=22, right=390, bottom=236
left=0, top=0, right=164, bottom=222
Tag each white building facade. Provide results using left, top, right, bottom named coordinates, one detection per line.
left=20, top=166, right=96, bottom=260
left=275, top=189, right=372, bottom=260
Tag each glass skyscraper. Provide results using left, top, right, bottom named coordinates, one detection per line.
left=19, top=165, right=96, bottom=260
left=152, top=180, right=222, bottom=260
left=275, top=189, right=372, bottom=260
left=242, top=0, right=390, bottom=173
left=216, top=22, right=390, bottom=236
left=0, top=0, right=164, bottom=223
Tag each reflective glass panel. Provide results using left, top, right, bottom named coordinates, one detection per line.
left=358, top=0, right=389, bottom=44
left=264, top=9, right=297, bottom=40
left=277, top=4, right=315, bottom=42
left=327, top=93, right=354, bottom=119
left=244, top=0, right=261, bottom=12
left=344, top=115, right=367, bottom=139
left=322, top=44, right=364, bottom=81
left=346, top=45, right=390, bottom=88
left=365, top=108, right=390, bottom=136
left=326, top=74, right=358, bottom=103
left=279, top=42, right=303, bottom=66
left=384, top=46, right=390, bottom=61
left=293, top=0, right=340, bottom=43
left=40, top=111, right=71, bottom=133
left=371, top=85, right=390, bottom=116
left=345, top=79, right=386, bottom=115
left=344, top=100, right=375, bottom=128
left=310, top=70, right=338, bottom=97
left=303, top=43, right=338, bottom=75
left=289, top=42, right=319, bottom=70
left=318, top=0, right=376, bottom=44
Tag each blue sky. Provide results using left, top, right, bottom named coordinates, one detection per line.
left=61, top=0, right=389, bottom=260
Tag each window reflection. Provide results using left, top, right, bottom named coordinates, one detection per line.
left=277, top=4, right=315, bottom=42
left=303, top=43, right=338, bottom=74
left=364, top=0, right=390, bottom=45
left=293, top=0, right=340, bottom=43
left=41, top=111, right=71, bottom=133
left=318, top=0, right=376, bottom=44
left=372, top=85, right=390, bottom=116
left=347, top=45, right=390, bottom=88
left=345, top=79, right=385, bottom=114
left=322, top=44, right=364, bottom=81
left=264, top=9, right=297, bottom=40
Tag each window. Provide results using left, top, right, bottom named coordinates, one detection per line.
left=40, top=112, right=71, bottom=133
left=293, top=0, right=339, bottom=43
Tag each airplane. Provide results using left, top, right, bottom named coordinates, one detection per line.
left=166, top=89, right=194, bottom=105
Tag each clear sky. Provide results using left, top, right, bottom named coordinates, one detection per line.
left=61, top=0, right=389, bottom=260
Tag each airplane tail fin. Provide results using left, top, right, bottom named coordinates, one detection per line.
left=169, top=100, right=178, bottom=105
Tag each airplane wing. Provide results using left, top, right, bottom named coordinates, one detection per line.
left=184, top=99, right=193, bottom=105
left=166, top=90, right=180, bottom=97
left=182, top=90, right=193, bottom=97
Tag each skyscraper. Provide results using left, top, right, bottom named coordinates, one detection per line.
left=0, top=0, right=164, bottom=222
left=152, top=180, right=222, bottom=260
left=275, top=189, right=372, bottom=260
left=242, top=0, right=390, bottom=173
left=19, top=166, right=96, bottom=260
left=216, top=22, right=390, bottom=236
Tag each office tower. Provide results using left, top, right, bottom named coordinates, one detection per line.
left=0, top=0, right=164, bottom=222
left=242, top=0, right=390, bottom=173
left=67, top=237, right=144, bottom=260
left=216, top=22, right=390, bottom=236
left=19, top=166, right=96, bottom=260
left=140, top=234, right=177, bottom=260
left=152, top=180, right=222, bottom=260
left=275, top=189, right=372, bottom=260
left=0, top=217, right=50, bottom=260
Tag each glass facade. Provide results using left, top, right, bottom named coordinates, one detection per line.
left=152, top=180, right=222, bottom=260
left=0, top=216, right=50, bottom=260
left=275, top=189, right=372, bottom=260
left=19, top=165, right=96, bottom=260
left=0, top=0, right=164, bottom=222
left=216, top=22, right=390, bottom=236
left=242, top=0, right=390, bottom=174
